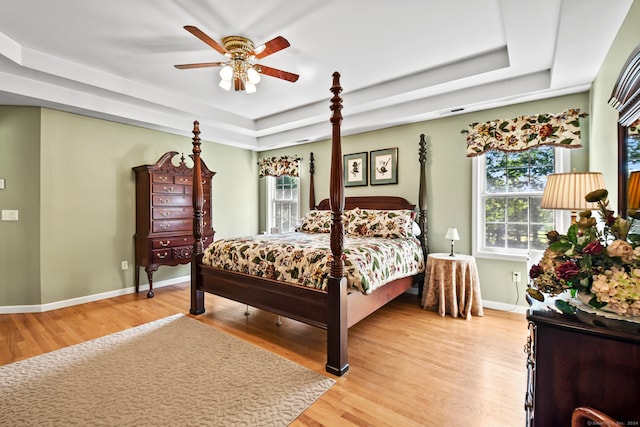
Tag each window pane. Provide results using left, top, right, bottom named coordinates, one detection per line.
left=486, top=169, right=506, bottom=193
left=529, top=147, right=554, bottom=165
left=485, top=224, right=505, bottom=248
left=507, top=197, right=529, bottom=222
left=530, top=224, right=553, bottom=250
left=507, top=224, right=529, bottom=249
left=485, top=151, right=507, bottom=169
left=530, top=196, right=553, bottom=222
left=530, top=165, right=554, bottom=191
left=507, top=167, right=529, bottom=192
left=485, top=197, right=506, bottom=222
left=507, top=151, right=530, bottom=168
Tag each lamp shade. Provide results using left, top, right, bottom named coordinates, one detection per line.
left=445, top=227, right=460, bottom=241
left=629, top=171, right=640, bottom=209
left=540, top=171, right=606, bottom=211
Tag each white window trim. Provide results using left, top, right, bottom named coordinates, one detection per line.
left=471, top=147, right=571, bottom=263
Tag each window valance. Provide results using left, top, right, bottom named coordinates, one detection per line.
left=258, top=155, right=302, bottom=178
left=463, top=109, right=587, bottom=157
left=630, top=119, right=640, bottom=136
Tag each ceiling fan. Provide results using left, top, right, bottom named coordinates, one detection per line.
left=175, top=26, right=299, bottom=93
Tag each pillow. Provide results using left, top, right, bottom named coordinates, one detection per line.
left=299, top=210, right=332, bottom=233
left=298, top=209, right=355, bottom=233
left=412, top=220, right=421, bottom=237
left=347, top=208, right=416, bottom=238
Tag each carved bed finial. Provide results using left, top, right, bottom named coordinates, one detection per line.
left=191, top=121, right=203, bottom=255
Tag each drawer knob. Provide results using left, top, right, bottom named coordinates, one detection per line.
left=158, top=176, right=168, bottom=181
left=160, top=211, right=169, bottom=217
left=160, top=224, right=171, bottom=230
left=159, top=240, right=170, bottom=247
left=163, top=186, right=174, bottom=192
left=160, top=198, right=169, bottom=204
left=179, top=177, right=189, bottom=183
left=156, top=252, right=168, bottom=259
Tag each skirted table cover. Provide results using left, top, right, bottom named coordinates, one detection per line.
left=421, top=253, right=484, bottom=319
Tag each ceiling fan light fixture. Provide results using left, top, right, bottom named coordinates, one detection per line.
left=245, top=82, right=257, bottom=93
left=247, top=67, right=261, bottom=84
left=219, top=78, right=232, bottom=91
left=219, top=65, right=234, bottom=81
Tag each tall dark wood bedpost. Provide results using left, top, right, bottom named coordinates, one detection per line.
left=190, top=121, right=205, bottom=315
left=417, top=134, right=429, bottom=297
left=309, top=152, right=316, bottom=210
left=326, top=71, right=349, bottom=376
left=417, top=134, right=429, bottom=254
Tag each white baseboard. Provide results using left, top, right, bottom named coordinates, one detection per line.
left=0, top=276, right=189, bottom=314
left=482, top=299, right=528, bottom=315
left=1, top=278, right=529, bottom=316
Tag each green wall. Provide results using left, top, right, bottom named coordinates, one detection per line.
left=1, top=108, right=257, bottom=306
left=590, top=0, right=640, bottom=209
left=0, top=107, right=41, bottom=305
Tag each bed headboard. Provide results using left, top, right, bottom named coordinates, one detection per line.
left=316, top=196, right=415, bottom=211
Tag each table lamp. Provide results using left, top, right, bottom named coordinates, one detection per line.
left=628, top=170, right=640, bottom=209
left=445, top=227, right=460, bottom=257
left=540, top=171, right=605, bottom=222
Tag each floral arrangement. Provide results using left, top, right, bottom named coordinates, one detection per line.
left=527, top=189, right=640, bottom=316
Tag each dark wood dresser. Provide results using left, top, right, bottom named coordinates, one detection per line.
left=525, top=302, right=640, bottom=426
left=133, top=151, right=215, bottom=297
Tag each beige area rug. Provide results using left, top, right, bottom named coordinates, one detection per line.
left=0, top=314, right=335, bottom=426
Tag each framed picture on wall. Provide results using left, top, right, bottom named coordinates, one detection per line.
left=370, top=148, right=398, bottom=185
left=343, top=152, right=368, bottom=187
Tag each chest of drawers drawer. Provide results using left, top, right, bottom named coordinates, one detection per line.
left=153, top=207, right=191, bottom=220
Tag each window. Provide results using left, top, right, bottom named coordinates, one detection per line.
left=473, top=146, right=569, bottom=261
left=267, top=175, right=299, bottom=232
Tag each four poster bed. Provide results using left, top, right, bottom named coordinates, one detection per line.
left=189, top=72, right=429, bottom=376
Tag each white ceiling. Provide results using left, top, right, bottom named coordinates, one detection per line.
left=0, top=0, right=633, bottom=151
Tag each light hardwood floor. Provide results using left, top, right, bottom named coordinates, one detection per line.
left=0, top=283, right=528, bottom=426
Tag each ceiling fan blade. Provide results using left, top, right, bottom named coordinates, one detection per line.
left=257, top=64, right=299, bottom=82
left=174, top=62, right=226, bottom=69
left=252, top=36, right=290, bottom=59
left=183, top=25, right=228, bottom=56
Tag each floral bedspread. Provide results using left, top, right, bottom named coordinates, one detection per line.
left=202, top=232, right=425, bottom=294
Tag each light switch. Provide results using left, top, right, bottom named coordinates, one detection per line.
left=0, top=178, right=5, bottom=189
left=1, top=210, right=19, bottom=221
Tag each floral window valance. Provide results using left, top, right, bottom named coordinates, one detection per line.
left=630, top=119, right=640, bottom=136
left=463, top=109, right=587, bottom=157
left=258, top=155, right=301, bottom=178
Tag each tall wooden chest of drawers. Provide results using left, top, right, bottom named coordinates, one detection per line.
left=133, top=151, right=215, bottom=297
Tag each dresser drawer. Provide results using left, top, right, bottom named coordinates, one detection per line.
left=151, top=234, right=213, bottom=249
left=153, top=207, right=192, bottom=220
left=151, top=236, right=191, bottom=249
left=152, top=219, right=191, bottom=233
left=152, top=194, right=190, bottom=206
left=174, top=175, right=192, bottom=185
left=151, top=248, right=171, bottom=262
left=152, top=174, right=173, bottom=183
left=152, top=183, right=185, bottom=194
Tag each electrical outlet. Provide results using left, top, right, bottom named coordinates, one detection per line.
left=121, top=261, right=129, bottom=270
left=512, top=271, right=521, bottom=283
